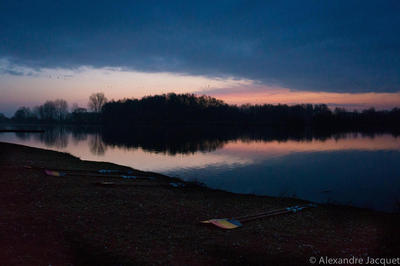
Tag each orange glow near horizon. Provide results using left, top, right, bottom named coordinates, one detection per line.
left=213, top=89, right=400, bottom=110
left=1, top=64, right=400, bottom=115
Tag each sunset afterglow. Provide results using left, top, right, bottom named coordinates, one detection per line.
left=1, top=64, right=399, bottom=116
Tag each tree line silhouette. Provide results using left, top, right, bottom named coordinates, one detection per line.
left=3, top=92, right=400, bottom=131
left=2, top=93, right=107, bottom=124
left=102, top=93, right=400, bottom=130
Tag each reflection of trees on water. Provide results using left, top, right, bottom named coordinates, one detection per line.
left=101, top=125, right=398, bottom=155
left=32, top=127, right=69, bottom=148
left=89, top=134, right=107, bottom=155
left=12, top=125, right=398, bottom=155
left=71, top=130, right=88, bottom=144
left=101, top=126, right=229, bottom=155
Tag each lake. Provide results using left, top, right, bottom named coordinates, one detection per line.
left=1, top=125, right=399, bottom=212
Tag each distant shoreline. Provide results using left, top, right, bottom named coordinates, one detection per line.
left=3, top=94, right=400, bottom=131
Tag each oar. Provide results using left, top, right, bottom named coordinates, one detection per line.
left=201, top=204, right=316, bottom=229
left=201, top=207, right=291, bottom=228
left=232, top=206, right=293, bottom=221
left=25, top=165, right=135, bottom=175
left=202, top=205, right=311, bottom=223
left=93, top=181, right=185, bottom=188
left=44, top=169, right=153, bottom=180
left=93, top=181, right=162, bottom=187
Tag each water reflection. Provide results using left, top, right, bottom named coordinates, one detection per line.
left=89, top=134, right=107, bottom=155
left=36, top=127, right=69, bottom=149
left=0, top=125, right=399, bottom=212
left=101, top=126, right=399, bottom=155
left=1, top=125, right=399, bottom=155
left=71, top=130, right=88, bottom=144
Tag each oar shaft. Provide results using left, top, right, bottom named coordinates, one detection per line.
left=240, top=209, right=291, bottom=222
left=240, top=205, right=314, bottom=223
left=201, top=204, right=316, bottom=229
left=66, top=172, right=149, bottom=179
left=234, top=207, right=289, bottom=220
left=43, top=169, right=151, bottom=179
left=27, top=165, right=133, bottom=175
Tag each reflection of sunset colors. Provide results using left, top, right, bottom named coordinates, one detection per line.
left=214, top=90, right=400, bottom=110
left=0, top=133, right=251, bottom=171
left=52, top=134, right=400, bottom=170
left=0, top=132, right=398, bottom=172
left=220, top=134, right=400, bottom=160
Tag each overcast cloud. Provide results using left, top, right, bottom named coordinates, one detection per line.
left=1, top=0, right=400, bottom=92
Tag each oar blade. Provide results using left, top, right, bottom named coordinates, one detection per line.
left=205, top=219, right=242, bottom=229
left=44, top=169, right=66, bottom=177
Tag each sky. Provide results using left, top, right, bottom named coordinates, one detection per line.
left=1, top=0, right=400, bottom=116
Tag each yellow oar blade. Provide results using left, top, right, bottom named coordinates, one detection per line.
left=44, top=169, right=66, bottom=177
left=202, top=219, right=242, bottom=229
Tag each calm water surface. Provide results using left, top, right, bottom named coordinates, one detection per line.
left=1, top=126, right=399, bottom=212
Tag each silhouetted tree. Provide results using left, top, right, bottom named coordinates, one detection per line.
left=12, top=107, right=36, bottom=122
left=54, top=99, right=69, bottom=121
left=88, top=92, right=108, bottom=112
left=34, top=101, right=57, bottom=121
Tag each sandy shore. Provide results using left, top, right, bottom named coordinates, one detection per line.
left=0, top=141, right=399, bottom=265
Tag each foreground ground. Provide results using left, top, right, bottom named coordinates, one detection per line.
left=0, top=142, right=399, bottom=265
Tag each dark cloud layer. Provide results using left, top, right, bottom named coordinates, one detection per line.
left=1, top=0, right=399, bottom=92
